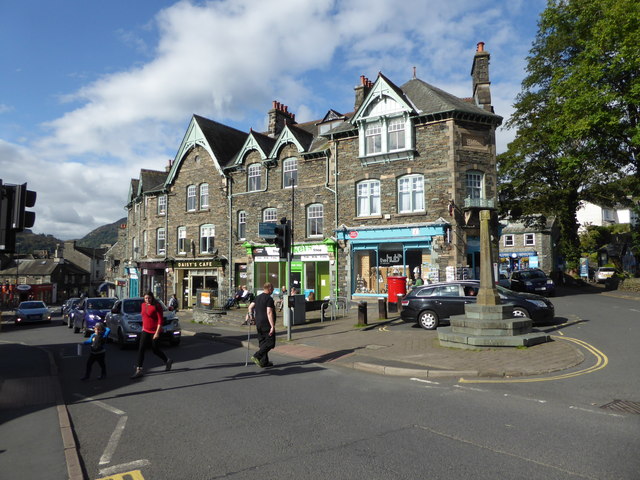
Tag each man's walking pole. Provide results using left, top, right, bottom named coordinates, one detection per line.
left=245, top=312, right=252, bottom=366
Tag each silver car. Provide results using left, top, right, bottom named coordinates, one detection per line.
left=14, top=301, right=52, bottom=325
left=105, top=297, right=181, bottom=348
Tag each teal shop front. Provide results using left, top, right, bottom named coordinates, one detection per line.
left=338, top=222, right=449, bottom=297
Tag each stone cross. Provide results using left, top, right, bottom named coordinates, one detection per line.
left=477, top=209, right=500, bottom=306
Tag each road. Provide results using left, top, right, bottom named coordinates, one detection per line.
left=1, top=289, right=638, bottom=479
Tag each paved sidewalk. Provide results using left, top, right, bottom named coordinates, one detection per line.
left=180, top=300, right=586, bottom=379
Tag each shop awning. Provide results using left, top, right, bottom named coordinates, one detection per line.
left=98, top=282, right=115, bottom=292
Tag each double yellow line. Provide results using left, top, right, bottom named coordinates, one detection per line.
left=460, top=335, right=608, bottom=384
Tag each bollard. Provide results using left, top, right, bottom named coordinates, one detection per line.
left=358, top=301, right=368, bottom=325
left=378, top=297, right=387, bottom=319
left=397, top=293, right=404, bottom=312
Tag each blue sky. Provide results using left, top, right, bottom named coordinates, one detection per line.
left=0, top=0, right=546, bottom=240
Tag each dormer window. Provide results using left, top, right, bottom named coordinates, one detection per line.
left=357, top=95, right=413, bottom=160
left=248, top=164, right=262, bottom=192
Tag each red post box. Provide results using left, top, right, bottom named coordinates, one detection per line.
left=387, top=276, right=407, bottom=305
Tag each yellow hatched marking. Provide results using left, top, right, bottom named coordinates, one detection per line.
left=96, top=470, right=145, bottom=480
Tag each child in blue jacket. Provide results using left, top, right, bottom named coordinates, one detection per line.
left=81, top=322, right=110, bottom=380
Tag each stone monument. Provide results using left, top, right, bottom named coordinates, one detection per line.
left=437, top=210, right=550, bottom=349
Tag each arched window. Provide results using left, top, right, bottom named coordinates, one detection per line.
left=263, top=208, right=277, bottom=223
left=357, top=180, right=381, bottom=217
left=398, top=174, right=424, bottom=213
left=283, top=157, right=298, bottom=188
left=186, top=185, right=197, bottom=211
left=248, top=164, right=262, bottom=192
left=307, top=204, right=323, bottom=237
left=238, top=211, right=247, bottom=240
left=199, top=183, right=209, bottom=209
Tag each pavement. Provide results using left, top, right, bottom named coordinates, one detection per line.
left=1, top=283, right=638, bottom=479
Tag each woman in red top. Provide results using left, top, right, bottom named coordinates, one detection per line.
left=131, top=291, right=173, bottom=379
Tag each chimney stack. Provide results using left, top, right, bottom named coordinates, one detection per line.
left=471, top=42, right=492, bottom=112
left=268, top=100, right=296, bottom=137
left=354, top=75, right=374, bottom=111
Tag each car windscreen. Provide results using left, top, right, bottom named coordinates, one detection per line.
left=123, top=299, right=144, bottom=314
left=87, top=298, right=116, bottom=310
left=521, top=270, right=546, bottom=280
left=20, top=301, right=46, bottom=309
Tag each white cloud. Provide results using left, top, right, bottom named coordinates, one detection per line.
left=6, top=0, right=542, bottom=240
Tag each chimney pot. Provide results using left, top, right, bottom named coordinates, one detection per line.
left=477, top=41, right=485, bottom=52
left=272, top=100, right=277, bottom=108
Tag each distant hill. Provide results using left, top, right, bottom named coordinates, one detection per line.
left=76, top=217, right=127, bottom=249
left=14, top=217, right=127, bottom=254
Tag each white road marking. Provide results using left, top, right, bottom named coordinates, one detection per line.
left=74, top=393, right=126, bottom=416
left=99, top=459, right=151, bottom=476
left=99, top=415, right=128, bottom=465
left=569, top=405, right=624, bottom=417
left=410, top=378, right=440, bottom=385
left=503, top=393, right=547, bottom=404
left=453, top=384, right=487, bottom=392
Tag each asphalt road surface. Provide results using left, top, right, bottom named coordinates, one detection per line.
left=1, top=289, right=639, bottom=479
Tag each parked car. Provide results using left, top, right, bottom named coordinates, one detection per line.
left=62, top=297, right=82, bottom=328
left=71, top=297, right=117, bottom=336
left=508, top=268, right=555, bottom=296
left=400, top=280, right=555, bottom=330
left=595, top=267, right=616, bottom=283
left=14, top=301, right=52, bottom=325
left=105, top=297, right=182, bottom=348
left=497, top=273, right=511, bottom=288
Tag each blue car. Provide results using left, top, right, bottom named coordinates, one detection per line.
left=71, top=297, right=117, bottom=337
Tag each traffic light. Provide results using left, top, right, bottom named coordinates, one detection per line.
left=0, top=180, right=15, bottom=252
left=274, top=218, right=291, bottom=261
left=11, top=183, right=36, bottom=231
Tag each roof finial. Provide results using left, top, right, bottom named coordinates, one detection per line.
left=413, top=66, right=416, bottom=79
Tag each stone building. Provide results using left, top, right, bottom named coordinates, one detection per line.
left=118, top=43, right=502, bottom=307
left=498, top=217, right=560, bottom=276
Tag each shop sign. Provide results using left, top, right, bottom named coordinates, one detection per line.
left=349, top=231, right=358, bottom=239
left=16, top=284, right=31, bottom=291
left=253, top=247, right=280, bottom=262
left=174, top=259, right=223, bottom=269
left=379, top=252, right=403, bottom=266
left=292, top=244, right=328, bottom=254
left=300, top=254, right=330, bottom=261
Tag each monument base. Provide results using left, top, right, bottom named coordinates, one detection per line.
left=437, top=303, right=550, bottom=349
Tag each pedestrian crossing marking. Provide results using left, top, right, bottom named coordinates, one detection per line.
left=96, top=469, right=145, bottom=480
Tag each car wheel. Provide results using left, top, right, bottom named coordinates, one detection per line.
left=83, top=322, right=90, bottom=337
left=418, top=310, right=439, bottom=330
left=73, top=321, right=80, bottom=333
left=170, top=337, right=181, bottom=346
left=117, top=330, right=126, bottom=350
left=512, top=307, right=529, bottom=318
left=68, top=317, right=73, bottom=328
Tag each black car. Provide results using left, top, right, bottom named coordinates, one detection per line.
left=400, top=280, right=555, bottom=330
left=508, top=268, right=555, bottom=296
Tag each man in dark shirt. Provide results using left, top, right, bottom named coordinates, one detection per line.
left=248, top=282, right=276, bottom=368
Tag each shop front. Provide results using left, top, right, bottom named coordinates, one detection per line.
left=125, top=266, right=139, bottom=298
left=139, top=261, right=167, bottom=303
left=339, top=223, right=449, bottom=298
left=499, top=251, right=538, bottom=274
left=250, top=242, right=334, bottom=300
left=173, top=258, right=224, bottom=309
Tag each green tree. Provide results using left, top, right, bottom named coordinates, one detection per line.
left=499, top=0, right=640, bottom=270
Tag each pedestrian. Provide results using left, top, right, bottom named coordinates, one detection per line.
left=81, top=322, right=110, bottom=380
left=131, top=291, right=173, bottom=379
left=168, top=294, right=179, bottom=312
left=249, top=282, right=276, bottom=368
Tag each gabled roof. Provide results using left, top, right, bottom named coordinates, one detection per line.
left=351, top=72, right=416, bottom=124
left=0, top=259, right=87, bottom=276
left=269, top=123, right=315, bottom=157
left=166, top=114, right=248, bottom=184
left=127, top=179, right=140, bottom=204
left=138, top=169, right=168, bottom=195
left=230, top=130, right=276, bottom=166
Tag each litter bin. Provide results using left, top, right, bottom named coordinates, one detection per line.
left=387, top=276, right=407, bottom=313
left=289, top=294, right=306, bottom=325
